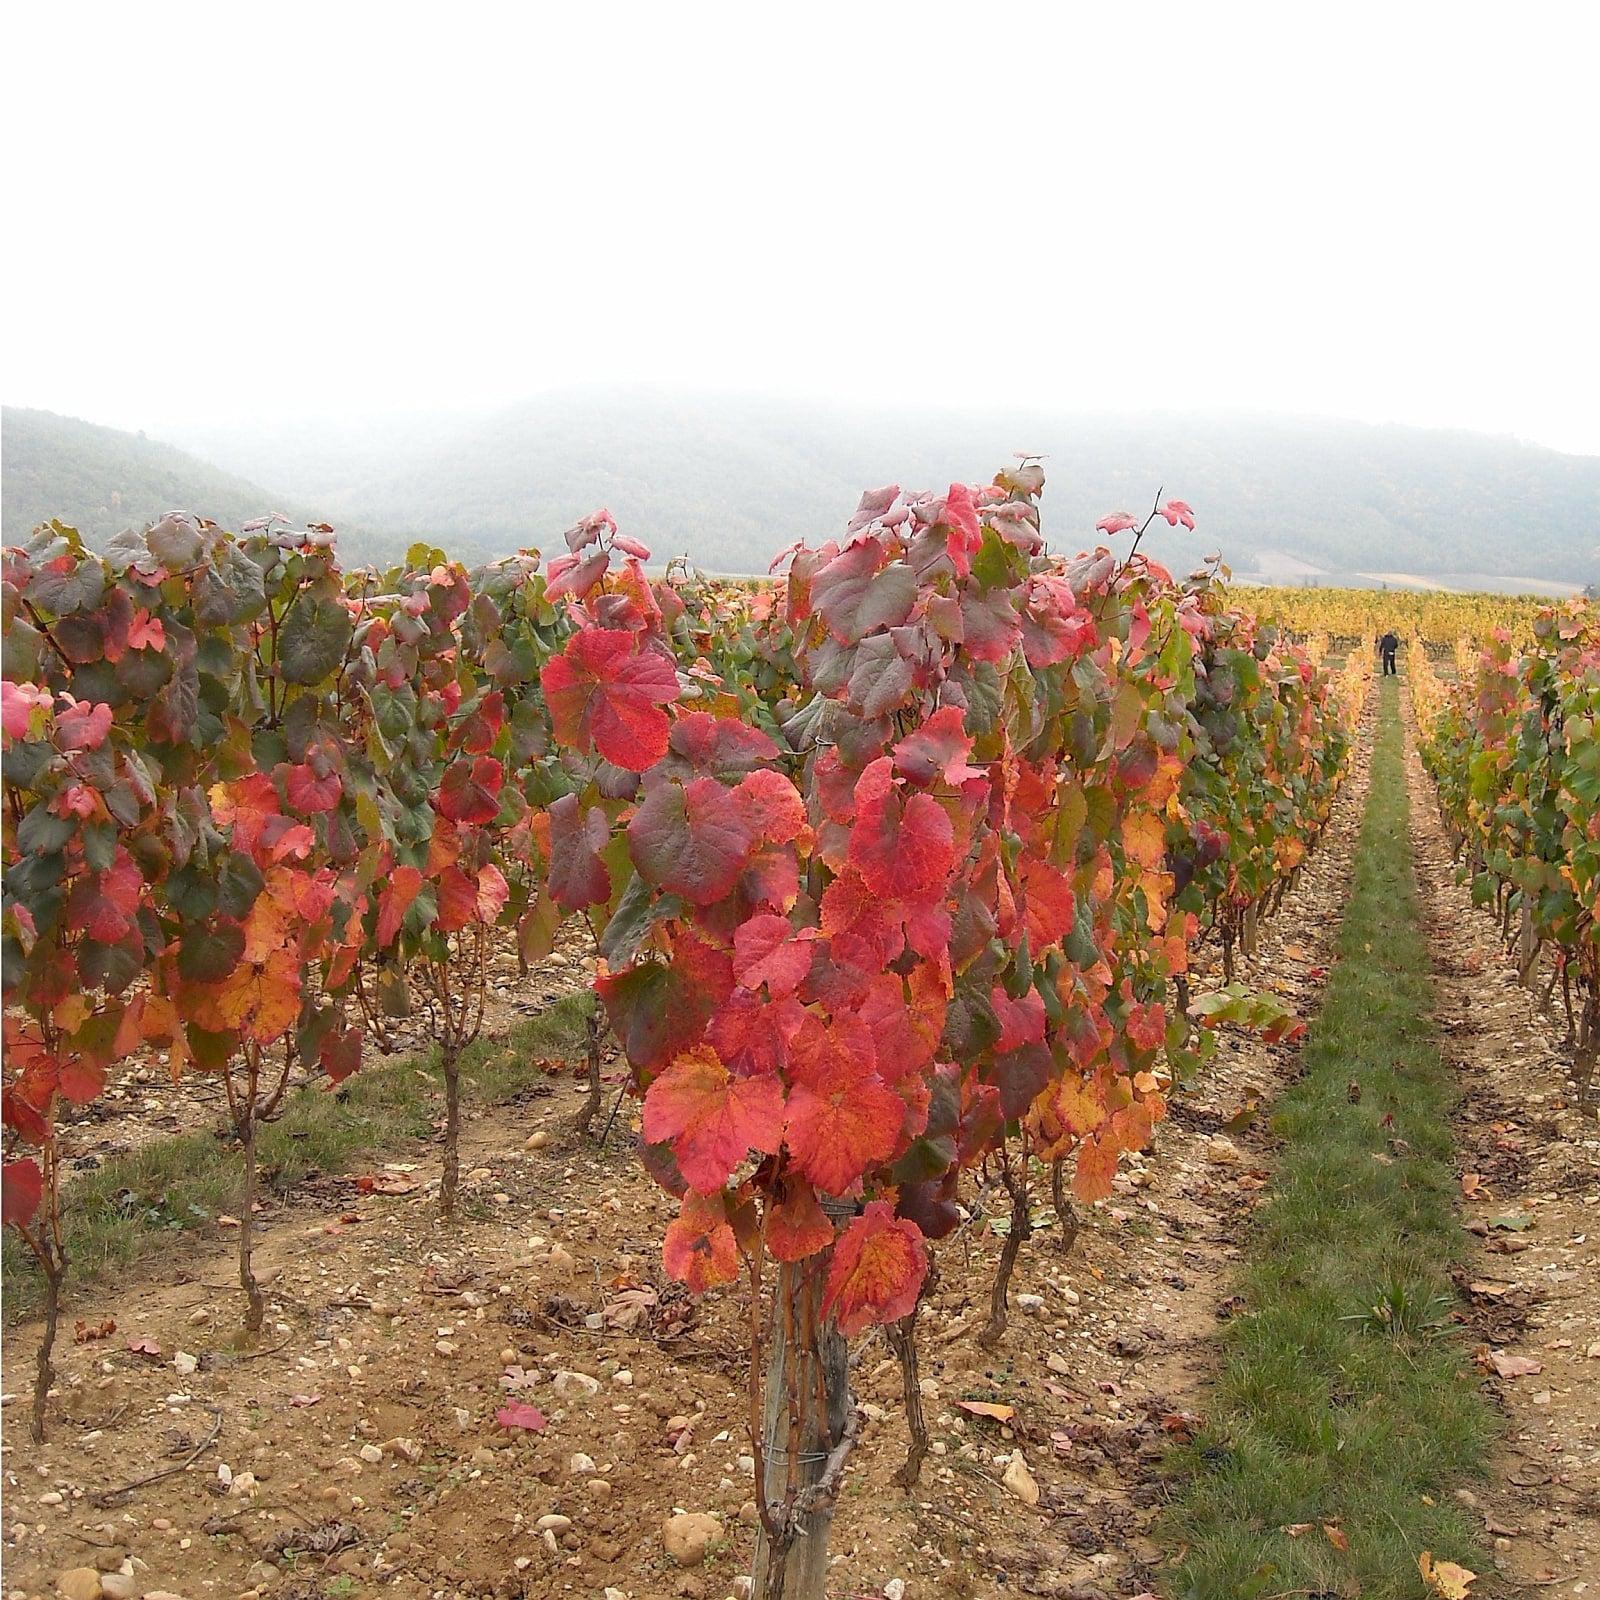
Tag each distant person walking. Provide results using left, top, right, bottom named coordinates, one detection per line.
left=1379, top=630, right=1399, bottom=676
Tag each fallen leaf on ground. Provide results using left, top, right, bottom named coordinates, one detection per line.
left=73, top=1318, right=116, bottom=1343
left=289, top=1393, right=322, bottom=1407
left=125, top=1336, right=161, bottom=1358
left=495, top=1402, right=548, bottom=1432
left=1418, top=1551, right=1477, bottom=1597
left=956, top=1400, right=1016, bottom=1423
left=1281, top=1522, right=1313, bottom=1536
left=1323, top=1523, right=1349, bottom=1551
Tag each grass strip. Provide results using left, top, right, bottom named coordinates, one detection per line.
left=1163, top=678, right=1494, bottom=1598
left=2, top=990, right=594, bottom=1321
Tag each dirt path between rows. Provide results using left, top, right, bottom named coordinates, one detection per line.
left=1, top=728, right=1374, bottom=1600
left=1401, top=688, right=1600, bottom=1598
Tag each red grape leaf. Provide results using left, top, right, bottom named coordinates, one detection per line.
left=731, top=769, right=807, bottom=845
left=628, top=777, right=754, bottom=906
left=66, top=852, right=143, bottom=943
left=540, top=628, right=678, bottom=772
left=666, top=712, right=778, bottom=779
left=547, top=794, right=612, bottom=910
left=822, top=1201, right=927, bottom=1334
left=848, top=759, right=954, bottom=902
left=436, top=755, right=504, bottom=825
left=285, top=761, right=342, bottom=814
left=732, top=914, right=815, bottom=999
left=642, top=1045, right=785, bottom=1194
left=892, top=705, right=983, bottom=787
left=2, top=1157, right=43, bottom=1227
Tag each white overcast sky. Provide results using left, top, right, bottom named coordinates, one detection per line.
left=4, top=2, right=1597, bottom=453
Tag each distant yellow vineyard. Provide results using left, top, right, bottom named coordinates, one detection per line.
left=1239, top=586, right=1547, bottom=648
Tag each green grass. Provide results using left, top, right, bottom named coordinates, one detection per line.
left=1163, top=679, right=1494, bottom=1598
left=2, top=990, right=594, bottom=1320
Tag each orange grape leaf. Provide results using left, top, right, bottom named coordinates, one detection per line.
left=1073, top=1134, right=1120, bottom=1202
left=956, top=1400, right=1016, bottom=1423
left=376, top=866, right=424, bottom=948
left=764, top=1181, right=835, bottom=1263
left=642, top=1045, right=785, bottom=1195
left=662, top=1191, right=740, bottom=1293
left=1323, top=1523, right=1349, bottom=1551
left=821, top=1201, right=927, bottom=1335
left=784, top=1022, right=902, bottom=1194
left=1122, top=810, right=1167, bottom=872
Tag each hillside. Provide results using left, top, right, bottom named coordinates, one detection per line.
left=0, top=407, right=305, bottom=549
left=0, top=409, right=414, bottom=566
left=6, top=397, right=1596, bottom=587
left=176, top=391, right=1600, bottom=586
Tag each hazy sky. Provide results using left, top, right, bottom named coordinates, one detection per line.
left=5, top=3, right=1597, bottom=453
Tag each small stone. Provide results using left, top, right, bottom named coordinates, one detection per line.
left=552, top=1370, right=601, bottom=1398
left=243, top=1564, right=278, bottom=1589
left=535, top=1514, right=572, bottom=1533
left=383, top=1437, right=422, bottom=1463
left=884, top=1582, right=907, bottom=1600
left=92, top=1552, right=126, bottom=1576
left=1016, top=1293, right=1044, bottom=1311
left=737, top=1501, right=759, bottom=1526
left=549, top=1244, right=576, bottom=1275
left=186, top=1308, right=210, bottom=1327
left=525, top=1131, right=551, bottom=1151
left=1002, top=1450, right=1039, bottom=1505
left=662, top=1510, right=723, bottom=1567
left=1205, top=1135, right=1242, bottom=1165
left=39, top=1492, right=65, bottom=1506
left=359, top=1443, right=384, bottom=1464
left=569, top=1452, right=597, bottom=1474
left=98, top=1576, right=139, bottom=1600
left=228, top=1472, right=258, bottom=1497
left=733, top=1579, right=754, bottom=1600
left=434, top=1339, right=457, bottom=1358
left=586, top=1478, right=614, bottom=1499
left=1046, top=1352, right=1071, bottom=1375
left=173, top=1351, right=198, bottom=1376
left=56, top=1571, right=102, bottom=1600
left=499, top=1347, right=518, bottom=1366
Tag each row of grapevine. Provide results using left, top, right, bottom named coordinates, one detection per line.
left=4, top=475, right=1360, bottom=1594
left=1250, top=585, right=1548, bottom=652
left=1411, top=601, right=1600, bottom=1074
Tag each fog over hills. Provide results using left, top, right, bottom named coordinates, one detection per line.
left=6, top=394, right=1597, bottom=591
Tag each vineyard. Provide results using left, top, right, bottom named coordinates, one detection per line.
left=2, top=479, right=1596, bottom=1600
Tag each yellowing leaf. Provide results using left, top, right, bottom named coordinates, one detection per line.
left=955, top=1400, right=1016, bottom=1424
left=1418, top=1551, right=1477, bottom=1597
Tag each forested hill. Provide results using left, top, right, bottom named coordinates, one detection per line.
left=0, top=407, right=303, bottom=549
left=176, top=392, right=1600, bottom=586
left=6, top=396, right=1597, bottom=588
